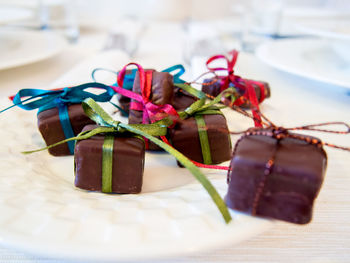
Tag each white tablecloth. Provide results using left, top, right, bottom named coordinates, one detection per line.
left=0, top=22, right=349, bottom=263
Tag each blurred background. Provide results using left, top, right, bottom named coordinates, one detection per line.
left=0, top=0, right=349, bottom=88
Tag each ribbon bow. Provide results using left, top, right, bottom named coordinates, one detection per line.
left=117, top=63, right=179, bottom=125
left=91, top=64, right=186, bottom=90
left=206, top=50, right=264, bottom=127
left=175, top=86, right=235, bottom=165
left=2, top=83, right=115, bottom=154
left=9, top=82, right=115, bottom=113
left=24, top=98, right=232, bottom=224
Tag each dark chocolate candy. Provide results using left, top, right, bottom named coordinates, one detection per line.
left=129, top=70, right=174, bottom=124
left=202, top=77, right=270, bottom=108
left=37, top=104, right=95, bottom=156
left=225, top=132, right=327, bottom=224
left=117, top=69, right=154, bottom=116
left=129, top=71, right=174, bottom=151
left=172, top=85, right=198, bottom=111
left=74, top=125, right=145, bottom=194
left=169, top=114, right=232, bottom=164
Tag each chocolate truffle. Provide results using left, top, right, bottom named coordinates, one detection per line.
left=225, top=131, right=327, bottom=224
left=37, top=104, right=95, bottom=156
left=169, top=114, right=232, bottom=165
left=74, top=125, right=145, bottom=194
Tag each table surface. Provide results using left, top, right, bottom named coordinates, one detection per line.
left=0, top=21, right=350, bottom=263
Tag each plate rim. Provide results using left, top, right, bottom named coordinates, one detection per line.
left=0, top=29, right=67, bottom=71
left=255, top=38, right=350, bottom=88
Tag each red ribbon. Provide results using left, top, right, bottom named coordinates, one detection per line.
left=206, top=50, right=264, bottom=127
left=118, top=63, right=179, bottom=125
left=118, top=63, right=179, bottom=148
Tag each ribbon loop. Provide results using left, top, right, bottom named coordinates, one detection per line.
left=205, top=50, right=264, bottom=127
left=8, top=82, right=115, bottom=114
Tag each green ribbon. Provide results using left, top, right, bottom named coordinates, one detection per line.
left=24, top=98, right=232, bottom=224
left=176, top=85, right=236, bottom=165
left=102, top=135, right=114, bottom=193
left=174, top=83, right=207, bottom=100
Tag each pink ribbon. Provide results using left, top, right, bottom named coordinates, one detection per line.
left=116, top=63, right=179, bottom=125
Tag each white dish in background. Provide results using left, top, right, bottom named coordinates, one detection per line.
left=256, top=38, right=350, bottom=88
left=0, top=7, right=33, bottom=25
left=0, top=100, right=272, bottom=262
left=0, top=29, right=66, bottom=71
left=295, top=19, right=350, bottom=41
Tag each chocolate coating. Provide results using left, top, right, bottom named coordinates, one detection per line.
left=117, top=69, right=154, bottom=116
left=74, top=124, right=145, bottom=194
left=202, top=78, right=270, bottom=108
left=169, top=114, right=232, bottom=164
left=225, top=133, right=327, bottom=224
left=172, top=85, right=198, bottom=111
left=129, top=71, right=174, bottom=151
left=37, top=104, right=95, bottom=156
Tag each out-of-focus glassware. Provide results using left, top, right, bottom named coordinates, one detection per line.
left=38, top=0, right=79, bottom=43
left=240, top=0, right=283, bottom=52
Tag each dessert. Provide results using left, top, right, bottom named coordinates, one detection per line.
left=74, top=124, right=145, bottom=193
left=225, top=129, right=327, bottom=224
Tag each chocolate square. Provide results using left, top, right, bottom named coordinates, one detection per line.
left=202, top=77, right=270, bottom=108
left=129, top=71, right=174, bottom=124
left=129, top=71, right=174, bottom=151
left=169, top=114, right=232, bottom=164
left=117, top=69, right=154, bottom=116
left=37, top=104, right=95, bottom=156
left=172, top=85, right=198, bottom=111
left=74, top=125, right=145, bottom=194
left=225, top=132, right=327, bottom=224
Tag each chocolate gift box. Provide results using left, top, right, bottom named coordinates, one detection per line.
left=38, top=104, right=95, bottom=156
left=128, top=69, right=175, bottom=151
left=114, top=64, right=196, bottom=115
left=202, top=50, right=270, bottom=109
left=74, top=125, right=145, bottom=193
left=129, top=70, right=174, bottom=124
left=9, top=83, right=115, bottom=156
left=169, top=113, right=232, bottom=165
left=225, top=128, right=327, bottom=224
left=202, top=77, right=270, bottom=108
left=169, top=91, right=232, bottom=165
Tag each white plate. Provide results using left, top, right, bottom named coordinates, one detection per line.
left=0, top=7, right=33, bottom=26
left=0, top=29, right=67, bottom=71
left=0, top=99, right=272, bottom=261
left=295, top=19, right=350, bottom=41
left=255, top=38, right=350, bottom=88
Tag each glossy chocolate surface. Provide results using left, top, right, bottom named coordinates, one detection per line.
left=117, top=69, right=153, bottom=116
left=169, top=114, right=232, bottom=164
left=129, top=71, right=174, bottom=151
left=225, top=133, right=327, bottom=224
left=37, top=104, right=94, bottom=156
left=172, top=85, right=198, bottom=111
left=74, top=125, right=145, bottom=194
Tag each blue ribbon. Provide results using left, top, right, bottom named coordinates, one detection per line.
left=91, top=64, right=186, bottom=90
left=5, top=82, right=115, bottom=154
